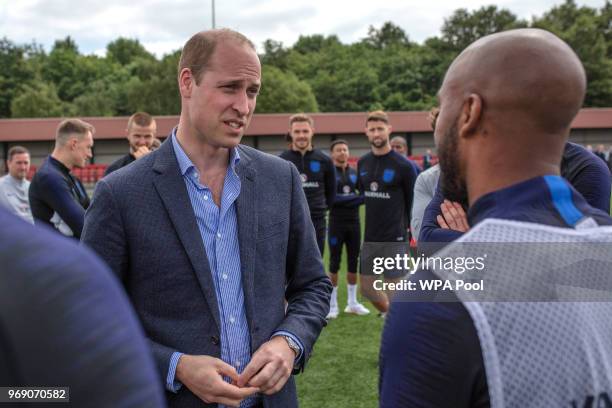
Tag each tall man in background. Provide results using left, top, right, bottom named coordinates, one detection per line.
left=105, top=111, right=157, bottom=175
left=29, top=119, right=93, bottom=238
left=0, top=146, right=34, bottom=223
left=358, top=111, right=417, bottom=315
left=83, top=29, right=330, bottom=408
left=280, top=114, right=336, bottom=256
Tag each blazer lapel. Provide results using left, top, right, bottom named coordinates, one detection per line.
left=235, top=148, right=257, bottom=332
left=151, top=139, right=221, bottom=332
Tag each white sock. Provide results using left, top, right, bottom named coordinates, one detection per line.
left=331, top=286, right=338, bottom=308
left=347, top=284, right=358, bottom=306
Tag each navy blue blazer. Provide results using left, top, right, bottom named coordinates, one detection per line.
left=82, top=138, right=331, bottom=407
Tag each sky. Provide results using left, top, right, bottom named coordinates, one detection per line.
left=0, top=0, right=607, bottom=57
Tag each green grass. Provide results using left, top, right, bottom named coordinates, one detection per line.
left=297, top=207, right=382, bottom=408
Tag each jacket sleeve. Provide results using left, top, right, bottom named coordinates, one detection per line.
left=39, top=172, right=86, bottom=238
left=417, top=185, right=463, bottom=254
left=81, top=178, right=182, bottom=383
left=325, top=157, right=337, bottom=209
left=572, top=155, right=611, bottom=213
left=276, top=162, right=332, bottom=372
left=402, top=162, right=418, bottom=223
left=411, top=172, right=432, bottom=240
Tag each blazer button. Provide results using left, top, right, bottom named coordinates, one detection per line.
left=211, top=335, right=220, bottom=345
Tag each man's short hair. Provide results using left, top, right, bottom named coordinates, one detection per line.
left=366, top=110, right=389, bottom=125
left=390, top=136, right=407, bottom=146
left=127, top=112, right=155, bottom=130
left=56, top=119, right=95, bottom=147
left=330, top=139, right=349, bottom=151
left=289, top=113, right=314, bottom=128
left=7, top=146, right=29, bottom=161
left=178, top=29, right=256, bottom=86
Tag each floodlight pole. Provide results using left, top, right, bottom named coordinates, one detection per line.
left=212, top=0, right=216, bottom=28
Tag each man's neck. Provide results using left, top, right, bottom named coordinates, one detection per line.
left=371, top=144, right=391, bottom=156
left=176, top=124, right=230, bottom=175
left=334, top=161, right=348, bottom=169
left=8, top=174, right=25, bottom=184
left=50, top=150, right=73, bottom=170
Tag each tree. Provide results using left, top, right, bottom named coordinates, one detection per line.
left=292, top=34, right=342, bottom=54
left=363, top=22, right=411, bottom=49
left=106, top=38, right=155, bottom=66
left=0, top=38, right=35, bottom=118
left=42, top=37, right=79, bottom=101
left=256, top=65, right=318, bottom=113
left=11, top=83, right=73, bottom=118
left=441, top=6, right=527, bottom=52
left=533, top=0, right=612, bottom=106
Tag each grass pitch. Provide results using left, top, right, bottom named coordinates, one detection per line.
left=297, top=208, right=383, bottom=408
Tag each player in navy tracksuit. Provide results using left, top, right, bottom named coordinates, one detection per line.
left=380, top=29, right=611, bottom=408
left=29, top=119, right=94, bottom=239
left=326, top=140, right=369, bottom=319
left=279, top=114, right=335, bottom=256
left=358, top=111, right=417, bottom=315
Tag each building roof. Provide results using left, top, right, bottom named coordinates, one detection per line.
left=1, top=108, right=611, bottom=142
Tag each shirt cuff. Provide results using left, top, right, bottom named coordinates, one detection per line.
left=272, top=330, right=304, bottom=364
left=166, top=352, right=184, bottom=393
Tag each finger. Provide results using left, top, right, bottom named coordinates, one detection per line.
left=216, top=361, right=240, bottom=384
left=437, top=214, right=449, bottom=229
left=247, top=361, right=278, bottom=388
left=440, top=204, right=457, bottom=229
left=238, top=352, right=267, bottom=387
left=451, top=202, right=469, bottom=230
left=259, top=366, right=288, bottom=394
left=215, top=380, right=259, bottom=400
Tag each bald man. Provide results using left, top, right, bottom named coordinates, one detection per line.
left=390, top=135, right=421, bottom=175
left=380, top=29, right=612, bottom=408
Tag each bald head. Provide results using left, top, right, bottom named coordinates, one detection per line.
left=442, top=28, right=585, bottom=136
left=435, top=28, right=587, bottom=206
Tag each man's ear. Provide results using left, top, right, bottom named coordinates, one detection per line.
left=458, top=94, right=483, bottom=140
left=178, top=68, right=194, bottom=98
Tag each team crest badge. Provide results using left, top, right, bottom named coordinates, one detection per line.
left=370, top=181, right=379, bottom=192
left=343, top=185, right=351, bottom=194
left=383, top=168, right=395, bottom=183
left=310, top=161, right=321, bottom=173
left=349, top=174, right=357, bottom=184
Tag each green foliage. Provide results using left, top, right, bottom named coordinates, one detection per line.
left=0, top=38, right=37, bottom=118
left=533, top=0, right=612, bottom=106
left=11, top=82, right=74, bottom=118
left=440, top=5, right=528, bottom=53
left=106, top=37, right=155, bottom=66
left=257, top=65, right=318, bottom=113
left=0, top=2, right=610, bottom=118
left=363, top=21, right=412, bottom=49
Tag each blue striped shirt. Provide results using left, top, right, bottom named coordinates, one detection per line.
left=167, top=131, right=256, bottom=407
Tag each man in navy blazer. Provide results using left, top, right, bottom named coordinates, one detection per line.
left=82, top=29, right=331, bottom=408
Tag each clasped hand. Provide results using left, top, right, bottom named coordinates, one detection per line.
left=177, top=336, right=295, bottom=407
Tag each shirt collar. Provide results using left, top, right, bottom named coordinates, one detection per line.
left=48, top=156, right=71, bottom=175
left=467, top=175, right=558, bottom=226
left=171, top=128, right=240, bottom=177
